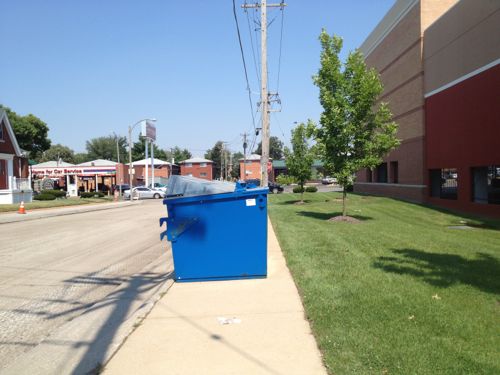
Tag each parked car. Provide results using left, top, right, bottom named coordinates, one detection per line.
left=148, top=182, right=167, bottom=193
left=268, top=181, right=284, bottom=194
left=321, top=176, right=337, bottom=185
left=123, top=187, right=166, bottom=200
left=245, top=179, right=283, bottom=193
left=112, top=184, right=130, bottom=194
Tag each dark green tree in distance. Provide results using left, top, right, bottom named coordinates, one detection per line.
left=131, top=135, right=167, bottom=162
left=40, top=144, right=75, bottom=163
left=1, top=105, right=51, bottom=160
left=86, top=134, right=127, bottom=161
left=205, top=141, right=224, bottom=179
left=312, top=30, right=400, bottom=218
left=73, top=152, right=90, bottom=164
left=255, top=136, right=284, bottom=160
left=166, top=146, right=192, bottom=163
left=231, top=151, right=244, bottom=180
left=284, top=121, right=315, bottom=203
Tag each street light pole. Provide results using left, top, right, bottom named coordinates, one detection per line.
left=128, top=118, right=155, bottom=200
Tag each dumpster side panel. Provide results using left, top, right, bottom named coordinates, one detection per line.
left=166, top=191, right=267, bottom=281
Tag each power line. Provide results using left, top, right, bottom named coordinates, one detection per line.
left=232, top=0, right=257, bottom=134
left=276, top=3, right=285, bottom=91
left=244, top=2, right=261, bottom=84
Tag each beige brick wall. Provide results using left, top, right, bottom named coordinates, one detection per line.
left=424, top=0, right=500, bottom=94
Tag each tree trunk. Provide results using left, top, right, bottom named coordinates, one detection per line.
left=300, top=183, right=304, bottom=203
left=342, top=186, right=347, bottom=217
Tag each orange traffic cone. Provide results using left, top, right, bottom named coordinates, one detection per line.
left=18, top=201, right=26, bottom=214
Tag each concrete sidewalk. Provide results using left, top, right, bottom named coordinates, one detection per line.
left=103, top=220, right=327, bottom=375
left=0, top=200, right=141, bottom=224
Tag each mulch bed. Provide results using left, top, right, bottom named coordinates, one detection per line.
left=328, top=215, right=361, bottom=223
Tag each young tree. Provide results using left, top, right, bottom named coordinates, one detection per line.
left=1, top=105, right=51, bottom=159
left=284, top=121, right=315, bottom=203
left=312, top=30, right=399, bottom=217
left=255, top=136, right=284, bottom=160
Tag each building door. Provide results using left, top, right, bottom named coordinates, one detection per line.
left=0, top=160, right=7, bottom=189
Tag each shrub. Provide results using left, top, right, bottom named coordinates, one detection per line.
left=293, top=186, right=305, bottom=194
left=276, top=175, right=296, bottom=186
left=305, top=186, right=318, bottom=193
left=41, top=189, right=66, bottom=198
left=34, top=193, right=57, bottom=201
left=80, top=192, right=105, bottom=198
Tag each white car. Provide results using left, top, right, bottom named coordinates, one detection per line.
left=123, top=187, right=166, bottom=200
left=148, top=183, right=168, bottom=193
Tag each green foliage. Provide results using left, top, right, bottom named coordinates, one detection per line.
left=255, top=136, right=284, bottom=160
left=86, top=134, right=127, bottom=162
left=131, top=135, right=167, bottom=161
left=231, top=152, right=244, bottom=179
left=41, top=189, right=66, bottom=198
left=73, top=152, right=91, bottom=164
left=305, top=186, right=318, bottom=193
left=1, top=105, right=51, bottom=159
left=205, top=141, right=224, bottom=179
left=80, top=192, right=105, bottom=198
left=285, top=121, right=315, bottom=202
left=312, top=30, right=400, bottom=215
left=34, top=193, right=56, bottom=201
left=292, top=186, right=305, bottom=193
left=166, top=146, right=192, bottom=163
left=276, top=174, right=296, bottom=185
left=40, top=144, right=75, bottom=163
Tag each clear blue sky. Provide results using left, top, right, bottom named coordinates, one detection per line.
left=0, top=0, right=395, bottom=156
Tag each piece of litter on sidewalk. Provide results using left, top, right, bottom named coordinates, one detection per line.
left=217, top=317, right=241, bottom=325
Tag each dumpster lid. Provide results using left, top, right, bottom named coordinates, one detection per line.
left=166, top=175, right=236, bottom=198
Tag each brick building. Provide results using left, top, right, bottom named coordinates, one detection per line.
left=180, top=157, right=213, bottom=180
left=354, top=0, right=499, bottom=217
left=131, top=158, right=175, bottom=186
left=239, top=154, right=274, bottom=181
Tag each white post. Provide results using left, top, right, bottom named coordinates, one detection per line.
left=95, top=174, right=98, bottom=192
left=151, top=141, right=155, bottom=186
left=7, top=159, right=13, bottom=190
left=145, top=139, right=149, bottom=187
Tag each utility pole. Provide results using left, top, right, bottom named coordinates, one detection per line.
left=220, top=143, right=224, bottom=180
left=241, top=132, right=248, bottom=180
left=242, top=1, right=286, bottom=187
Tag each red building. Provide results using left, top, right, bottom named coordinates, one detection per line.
left=0, top=109, right=31, bottom=204
left=354, top=0, right=499, bottom=217
left=179, top=157, right=213, bottom=180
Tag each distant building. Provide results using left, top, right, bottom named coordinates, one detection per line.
left=0, top=109, right=32, bottom=204
left=131, top=158, right=177, bottom=186
left=238, top=154, right=275, bottom=182
left=31, top=159, right=126, bottom=196
left=353, top=0, right=500, bottom=217
left=179, top=157, right=213, bottom=180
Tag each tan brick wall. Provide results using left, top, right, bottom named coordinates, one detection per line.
left=424, top=0, right=500, bottom=94
left=365, top=4, right=421, bottom=72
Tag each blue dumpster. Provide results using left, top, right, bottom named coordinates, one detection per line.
left=160, top=176, right=268, bottom=282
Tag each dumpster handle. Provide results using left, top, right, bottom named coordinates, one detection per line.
left=164, top=217, right=199, bottom=242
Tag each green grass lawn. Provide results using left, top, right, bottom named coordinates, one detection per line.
left=0, top=197, right=115, bottom=213
left=268, top=192, right=500, bottom=375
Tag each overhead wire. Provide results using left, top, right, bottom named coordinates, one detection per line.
left=232, top=0, right=257, bottom=135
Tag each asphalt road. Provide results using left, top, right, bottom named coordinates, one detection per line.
left=0, top=200, right=172, bottom=374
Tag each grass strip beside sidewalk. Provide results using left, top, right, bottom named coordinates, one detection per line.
left=268, top=192, right=500, bottom=375
left=0, top=197, right=115, bottom=213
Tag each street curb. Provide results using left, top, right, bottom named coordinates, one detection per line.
left=0, top=200, right=144, bottom=225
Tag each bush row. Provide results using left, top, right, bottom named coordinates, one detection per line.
left=80, top=192, right=105, bottom=198
left=292, top=186, right=318, bottom=193
left=34, top=193, right=57, bottom=201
